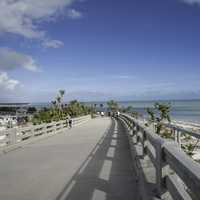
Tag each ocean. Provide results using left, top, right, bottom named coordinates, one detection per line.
left=31, top=100, right=200, bottom=124
left=118, top=100, right=200, bottom=123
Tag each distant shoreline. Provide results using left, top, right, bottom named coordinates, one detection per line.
left=2, top=98, right=200, bottom=104
left=1, top=99, right=200, bottom=124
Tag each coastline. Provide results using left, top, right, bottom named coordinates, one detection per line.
left=172, top=120, right=200, bottom=133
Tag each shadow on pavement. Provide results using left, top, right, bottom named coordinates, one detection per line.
left=55, top=118, right=138, bottom=200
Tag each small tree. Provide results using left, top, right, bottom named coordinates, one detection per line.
left=59, top=90, right=65, bottom=109
left=107, top=100, right=119, bottom=112
left=125, top=106, right=133, bottom=113
left=146, top=102, right=171, bottom=137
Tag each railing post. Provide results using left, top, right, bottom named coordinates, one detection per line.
left=43, top=124, right=47, bottom=135
left=155, top=140, right=174, bottom=198
left=31, top=126, right=35, bottom=138
left=142, top=130, right=147, bottom=156
left=177, top=131, right=181, bottom=146
left=173, top=128, right=176, bottom=142
left=155, top=140, right=165, bottom=197
left=174, top=129, right=181, bottom=146
left=54, top=123, right=57, bottom=133
left=136, top=125, right=141, bottom=144
left=8, top=129, right=17, bottom=145
left=132, top=122, right=136, bottom=136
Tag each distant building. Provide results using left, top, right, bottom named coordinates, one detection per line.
left=16, top=108, right=28, bottom=117
left=0, top=103, right=30, bottom=115
left=0, top=103, right=30, bottom=107
left=0, top=103, right=30, bottom=128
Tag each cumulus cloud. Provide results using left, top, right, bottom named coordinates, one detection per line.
left=67, top=9, right=83, bottom=19
left=0, top=0, right=81, bottom=41
left=0, top=72, right=20, bottom=91
left=0, top=47, right=39, bottom=72
left=42, top=39, right=64, bottom=48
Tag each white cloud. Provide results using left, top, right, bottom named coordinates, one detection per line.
left=181, top=0, right=200, bottom=5
left=110, top=75, right=135, bottom=79
left=0, top=72, right=20, bottom=91
left=67, top=9, right=83, bottom=19
left=42, top=39, right=64, bottom=48
left=0, top=0, right=81, bottom=40
left=0, top=47, right=39, bottom=72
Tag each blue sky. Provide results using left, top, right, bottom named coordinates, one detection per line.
left=0, top=0, right=200, bottom=102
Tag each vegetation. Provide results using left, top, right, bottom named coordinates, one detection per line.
left=64, top=100, right=91, bottom=117
left=145, top=102, right=200, bottom=158
left=119, top=105, right=142, bottom=119
left=32, top=90, right=91, bottom=125
left=120, top=105, right=133, bottom=113
left=107, top=100, right=119, bottom=111
left=146, top=102, right=172, bottom=138
left=181, top=138, right=200, bottom=156
left=182, top=143, right=195, bottom=156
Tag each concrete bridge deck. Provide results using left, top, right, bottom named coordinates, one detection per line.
left=0, top=117, right=138, bottom=200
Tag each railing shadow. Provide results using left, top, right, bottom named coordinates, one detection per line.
left=55, top=118, right=137, bottom=200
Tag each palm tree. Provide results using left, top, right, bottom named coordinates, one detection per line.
left=56, top=96, right=61, bottom=106
left=59, top=90, right=65, bottom=99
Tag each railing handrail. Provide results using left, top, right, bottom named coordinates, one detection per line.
left=119, top=113, right=200, bottom=200
left=164, top=123, right=200, bottom=139
left=0, top=115, right=91, bottom=149
left=126, top=113, right=200, bottom=142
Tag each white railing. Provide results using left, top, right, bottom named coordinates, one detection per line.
left=163, top=123, right=200, bottom=145
left=0, top=115, right=91, bottom=150
left=119, top=113, right=200, bottom=200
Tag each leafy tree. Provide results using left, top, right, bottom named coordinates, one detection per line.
left=107, top=100, right=119, bottom=111
left=181, top=138, right=200, bottom=157
left=125, top=106, right=133, bottom=112
left=146, top=102, right=171, bottom=137
left=59, top=90, right=65, bottom=98
left=146, top=102, right=200, bottom=159
left=32, top=90, right=91, bottom=125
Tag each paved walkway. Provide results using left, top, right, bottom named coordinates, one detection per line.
left=0, top=117, right=138, bottom=200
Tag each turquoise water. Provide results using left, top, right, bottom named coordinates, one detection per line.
left=31, top=100, right=200, bottom=123
left=119, top=100, right=200, bottom=123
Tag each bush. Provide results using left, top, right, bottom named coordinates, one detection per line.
left=32, top=99, right=91, bottom=125
left=146, top=102, right=171, bottom=138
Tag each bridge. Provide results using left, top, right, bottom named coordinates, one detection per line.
left=0, top=115, right=200, bottom=200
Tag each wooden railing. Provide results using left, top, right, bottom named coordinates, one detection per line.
left=0, top=115, right=91, bottom=150
left=119, top=113, right=200, bottom=200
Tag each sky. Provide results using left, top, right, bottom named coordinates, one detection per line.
left=1, top=0, right=200, bottom=102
